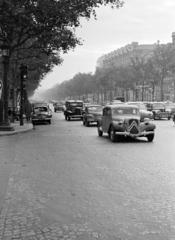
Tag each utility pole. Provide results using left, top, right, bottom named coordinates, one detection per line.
left=20, top=64, right=27, bottom=126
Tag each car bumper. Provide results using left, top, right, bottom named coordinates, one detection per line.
left=32, top=117, right=51, bottom=121
left=154, top=113, right=169, bottom=118
left=115, top=130, right=155, bottom=137
left=69, top=115, right=82, bottom=118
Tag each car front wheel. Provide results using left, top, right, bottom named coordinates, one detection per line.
left=109, top=126, right=116, bottom=142
left=85, top=120, right=89, bottom=127
left=147, top=133, right=154, bottom=142
left=97, top=126, right=103, bottom=137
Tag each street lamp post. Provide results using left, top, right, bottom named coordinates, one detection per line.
left=0, top=44, right=14, bottom=131
left=19, top=64, right=27, bottom=126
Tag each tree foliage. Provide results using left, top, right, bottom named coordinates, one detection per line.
left=0, top=0, right=124, bottom=96
left=42, top=43, right=175, bottom=102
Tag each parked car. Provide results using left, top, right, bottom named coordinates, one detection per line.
left=145, top=102, right=171, bottom=120
left=82, top=104, right=103, bottom=126
left=64, top=100, right=84, bottom=120
left=31, top=103, right=52, bottom=125
left=97, top=104, right=156, bottom=142
left=164, top=101, right=175, bottom=118
left=127, top=101, right=153, bottom=121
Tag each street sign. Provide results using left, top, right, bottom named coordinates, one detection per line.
left=0, top=80, right=3, bottom=100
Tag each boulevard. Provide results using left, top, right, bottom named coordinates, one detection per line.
left=0, top=112, right=175, bottom=240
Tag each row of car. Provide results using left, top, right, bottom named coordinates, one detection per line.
left=63, top=100, right=175, bottom=122
left=30, top=99, right=175, bottom=126
left=53, top=99, right=175, bottom=143
left=61, top=100, right=157, bottom=143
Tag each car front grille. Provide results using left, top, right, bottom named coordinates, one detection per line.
left=75, top=108, right=82, bottom=115
left=130, top=125, right=139, bottom=134
left=127, top=119, right=139, bottom=134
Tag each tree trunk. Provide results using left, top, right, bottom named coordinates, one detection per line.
left=160, top=76, right=164, bottom=101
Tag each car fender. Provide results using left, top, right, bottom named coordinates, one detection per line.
left=108, top=123, right=114, bottom=134
left=97, top=119, right=102, bottom=127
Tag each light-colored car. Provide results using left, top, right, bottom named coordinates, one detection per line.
left=31, top=104, right=52, bottom=125
left=97, top=104, right=156, bottom=142
left=127, top=102, right=153, bottom=121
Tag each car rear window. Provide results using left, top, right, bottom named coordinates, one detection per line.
left=34, top=107, right=48, bottom=112
left=113, top=107, right=139, bottom=115
left=88, top=106, right=102, bottom=113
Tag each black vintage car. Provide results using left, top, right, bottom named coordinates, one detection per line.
left=82, top=104, right=103, bottom=126
left=64, top=100, right=84, bottom=121
left=146, top=102, right=171, bottom=120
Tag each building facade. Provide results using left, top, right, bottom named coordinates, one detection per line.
left=96, top=32, right=175, bottom=102
left=97, top=42, right=155, bottom=69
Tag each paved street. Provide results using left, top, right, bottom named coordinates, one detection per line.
left=0, top=112, right=175, bottom=240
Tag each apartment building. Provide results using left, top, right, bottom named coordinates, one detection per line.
left=96, top=32, right=175, bottom=102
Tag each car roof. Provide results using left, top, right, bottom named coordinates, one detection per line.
left=127, top=101, right=144, bottom=104
left=104, top=104, right=139, bottom=109
left=86, top=104, right=102, bottom=108
left=33, top=103, right=48, bottom=107
left=66, top=100, right=83, bottom=102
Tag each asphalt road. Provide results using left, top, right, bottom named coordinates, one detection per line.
left=0, top=113, right=175, bottom=240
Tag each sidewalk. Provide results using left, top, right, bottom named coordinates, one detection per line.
left=0, top=121, right=33, bottom=136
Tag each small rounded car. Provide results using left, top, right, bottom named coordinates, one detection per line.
left=97, top=104, right=156, bottom=142
left=82, top=104, right=103, bottom=126
left=53, top=102, right=64, bottom=112
left=145, top=102, right=171, bottom=120
left=164, top=101, right=175, bottom=119
left=31, top=103, right=52, bottom=125
left=127, top=101, right=153, bottom=121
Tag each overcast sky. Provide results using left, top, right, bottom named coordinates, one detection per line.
left=35, top=0, right=175, bottom=95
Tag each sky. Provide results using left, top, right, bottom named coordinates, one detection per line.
left=34, top=0, right=175, bottom=97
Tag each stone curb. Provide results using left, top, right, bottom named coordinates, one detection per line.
left=0, top=123, right=33, bottom=136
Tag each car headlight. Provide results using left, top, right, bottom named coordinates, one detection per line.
left=166, top=109, right=171, bottom=113
left=87, top=114, right=94, bottom=118
left=113, top=120, right=123, bottom=125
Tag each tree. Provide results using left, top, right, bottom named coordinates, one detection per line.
left=0, top=0, right=124, bottom=67
left=0, top=0, right=124, bottom=122
left=152, top=43, right=175, bottom=101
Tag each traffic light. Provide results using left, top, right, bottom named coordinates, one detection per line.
left=20, top=64, right=28, bottom=81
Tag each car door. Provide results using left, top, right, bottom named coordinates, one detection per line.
left=102, top=107, right=111, bottom=132
left=106, top=108, right=112, bottom=132
left=102, top=107, right=107, bottom=132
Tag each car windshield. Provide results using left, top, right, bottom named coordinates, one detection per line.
left=152, top=103, right=165, bottom=109
left=68, top=102, right=83, bottom=107
left=88, top=106, right=102, bottom=113
left=112, top=107, right=139, bottom=115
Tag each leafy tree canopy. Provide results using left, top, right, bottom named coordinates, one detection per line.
left=0, top=0, right=124, bottom=95
left=0, top=0, right=124, bottom=55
